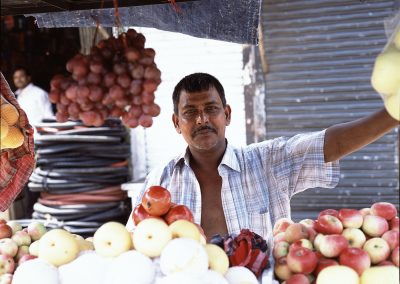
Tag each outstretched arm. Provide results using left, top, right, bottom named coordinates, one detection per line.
left=324, top=108, right=399, bottom=162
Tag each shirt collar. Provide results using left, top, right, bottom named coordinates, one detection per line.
left=173, top=140, right=241, bottom=172
left=15, top=83, right=33, bottom=95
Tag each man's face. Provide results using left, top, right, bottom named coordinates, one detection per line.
left=172, top=87, right=231, bottom=152
left=13, top=70, right=30, bottom=89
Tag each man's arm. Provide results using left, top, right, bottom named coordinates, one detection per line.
left=324, top=108, right=399, bottom=162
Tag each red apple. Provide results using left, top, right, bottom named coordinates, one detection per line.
left=315, top=215, right=343, bottom=235
left=359, top=208, right=371, bottom=217
left=392, top=246, right=399, bottom=267
left=363, top=237, right=391, bottom=264
left=289, top=239, right=313, bottom=251
left=0, top=219, right=6, bottom=225
left=318, top=209, right=339, bottom=218
left=338, top=209, right=363, bottom=229
left=17, top=254, right=37, bottom=265
left=314, top=258, right=338, bottom=276
left=141, top=186, right=171, bottom=216
left=377, top=260, right=395, bottom=266
left=285, top=223, right=309, bottom=244
left=362, top=215, right=389, bottom=237
left=0, top=255, right=15, bottom=274
left=274, top=232, right=286, bottom=244
left=339, top=247, right=371, bottom=275
left=0, top=224, right=12, bottom=239
left=132, top=204, right=152, bottom=225
left=286, top=273, right=309, bottom=284
left=299, top=219, right=315, bottom=229
left=273, top=218, right=294, bottom=236
left=382, top=230, right=399, bottom=250
left=273, top=241, right=290, bottom=259
left=341, top=228, right=366, bottom=248
left=390, top=216, right=399, bottom=231
left=306, top=227, right=317, bottom=243
left=319, top=234, right=348, bottom=258
left=287, top=247, right=318, bottom=274
left=164, top=204, right=194, bottom=225
left=370, top=202, right=397, bottom=221
left=274, top=256, right=293, bottom=281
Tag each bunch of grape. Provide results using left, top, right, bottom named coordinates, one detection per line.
left=49, top=28, right=161, bottom=128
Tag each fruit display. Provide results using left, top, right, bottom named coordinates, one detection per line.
left=0, top=95, right=24, bottom=150
left=272, top=202, right=399, bottom=283
left=49, top=28, right=161, bottom=128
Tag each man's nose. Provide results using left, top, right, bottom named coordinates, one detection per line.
left=195, top=111, right=209, bottom=124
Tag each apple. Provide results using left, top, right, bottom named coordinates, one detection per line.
left=0, top=239, right=18, bottom=257
left=224, top=266, right=258, bottom=284
left=359, top=208, right=371, bottom=217
left=11, top=231, right=31, bottom=246
left=204, top=244, right=229, bottom=275
left=76, top=239, right=94, bottom=251
left=274, top=232, right=287, bottom=244
left=12, top=258, right=60, bottom=284
left=299, top=219, right=315, bottom=229
left=15, top=245, right=29, bottom=262
left=6, top=221, right=22, bottom=235
left=318, top=209, right=339, bottom=218
left=370, top=202, right=397, bottom=220
left=319, top=234, right=348, bottom=258
left=360, top=266, right=399, bottom=284
left=93, top=222, right=132, bottom=258
left=314, top=258, right=338, bottom=276
left=339, top=247, right=370, bottom=275
left=390, top=216, right=399, bottom=231
left=0, top=255, right=15, bottom=274
left=382, top=230, right=399, bottom=250
left=0, top=220, right=6, bottom=225
left=338, top=209, right=363, bottom=229
left=274, top=256, right=293, bottom=281
left=27, top=222, right=47, bottom=241
left=377, top=260, right=395, bottom=266
left=133, top=218, right=172, bottom=258
left=313, top=233, right=325, bottom=252
left=315, top=215, right=343, bottom=235
left=18, top=254, right=37, bottom=266
left=273, top=241, right=290, bottom=259
left=285, top=223, right=309, bottom=243
left=341, top=228, right=366, bottom=248
left=29, top=240, right=40, bottom=257
left=273, top=218, right=294, bottom=236
left=362, top=215, right=389, bottom=237
left=286, top=274, right=309, bottom=284
left=0, top=225, right=12, bottom=239
left=290, top=239, right=313, bottom=251
left=38, top=229, right=80, bottom=267
left=316, top=265, right=359, bottom=284
left=363, top=237, right=390, bottom=264
left=0, top=273, right=12, bottom=284
left=391, top=246, right=399, bottom=266
left=169, top=220, right=200, bottom=241
left=159, top=238, right=208, bottom=276
left=287, top=246, right=318, bottom=274
left=306, top=227, right=317, bottom=243
left=141, top=186, right=171, bottom=216
left=164, top=204, right=194, bottom=225
left=132, top=204, right=152, bottom=225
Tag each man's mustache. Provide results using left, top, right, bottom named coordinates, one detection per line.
left=192, top=126, right=217, bottom=137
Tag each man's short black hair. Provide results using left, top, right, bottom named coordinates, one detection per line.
left=172, top=73, right=226, bottom=114
left=13, top=67, right=31, bottom=77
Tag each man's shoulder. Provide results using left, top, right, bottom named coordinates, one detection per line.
left=27, top=84, right=48, bottom=95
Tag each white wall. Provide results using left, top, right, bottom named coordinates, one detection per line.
left=130, top=28, right=245, bottom=180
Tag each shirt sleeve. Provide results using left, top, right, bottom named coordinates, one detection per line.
left=267, top=130, right=340, bottom=197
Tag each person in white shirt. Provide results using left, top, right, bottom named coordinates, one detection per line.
left=13, top=67, right=54, bottom=126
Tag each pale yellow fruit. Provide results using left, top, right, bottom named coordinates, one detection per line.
left=316, top=265, right=359, bottom=284
left=394, top=30, right=400, bottom=50
left=38, top=229, right=80, bottom=267
left=1, top=126, right=24, bottom=149
left=360, top=266, right=399, bottom=284
left=77, top=239, right=94, bottom=251
left=384, top=89, right=400, bottom=121
left=204, top=244, right=229, bottom=275
left=29, top=240, right=40, bottom=257
left=371, top=47, right=400, bottom=95
left=169, top=220, right=200, bottom=241
left=1, top=118, right=8, bottom=140
left=1, top=103, right=19, bottom=125
left=93, top=221, right=132, bottom=258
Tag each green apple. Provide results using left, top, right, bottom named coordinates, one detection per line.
left=27, top=222, right=47, bottom=241
left=38, top=229, right=79, bottom=267
left=93, top=222, right=132, bottom=258
left=360, top=266, right=399, bottom=284
left=204, top=244, right=229, bottom=275
left=6, top=221, right=22, bottom=235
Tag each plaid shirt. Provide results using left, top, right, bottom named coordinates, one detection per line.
left=0, top=72, right=35, bottom=211
left=128, top=130, right=339, bottom=249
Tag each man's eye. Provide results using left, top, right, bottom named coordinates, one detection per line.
left=206, top=106, right=219, bottom=113
left=184, top=110, right=197, bottom=116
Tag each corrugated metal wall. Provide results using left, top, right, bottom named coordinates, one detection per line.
left=260, top=0, right=400, bottom=220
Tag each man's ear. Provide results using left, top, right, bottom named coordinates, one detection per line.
left=172, top=113, right=181, bottom=134
left=225, top=104, right=232, bottom=126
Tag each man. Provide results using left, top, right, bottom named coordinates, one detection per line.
left=127, top=73, right=398, bottom=247
left=13, top=67, right=54, bottom=126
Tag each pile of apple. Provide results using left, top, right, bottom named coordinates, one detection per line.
left=9, top=186, right=261, bottom=284
left=0, top=219, right=48, bottom=283
left=272, top=202, right=399, bottom=284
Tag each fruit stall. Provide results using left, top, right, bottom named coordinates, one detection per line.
left=1, top=1, right=400, bottom=284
